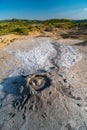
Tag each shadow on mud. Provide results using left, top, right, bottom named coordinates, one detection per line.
left=0, top=75, right=30, bottom=106
left=1, top=76, right=27, bottom=96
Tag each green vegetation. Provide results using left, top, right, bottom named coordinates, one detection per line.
left=0, top=19, right=79, bottom=35
left=42, top=19, right=76, bottom=29
left=73, top=19, right=87, bottom=27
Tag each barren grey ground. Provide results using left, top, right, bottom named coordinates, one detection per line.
left=0, top=37, right=87, bottom=130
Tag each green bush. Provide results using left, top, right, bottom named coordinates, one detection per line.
left=11, top=28, right=29, bottom=35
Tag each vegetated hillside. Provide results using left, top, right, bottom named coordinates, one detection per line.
left=73, top=19, right=87, bottom=23
left=0, top=19, right=77, bottom=35
left=73, top=19, right=87, bottom=27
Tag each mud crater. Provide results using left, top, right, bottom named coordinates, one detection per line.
left=13, top=73, right=51, bottom=118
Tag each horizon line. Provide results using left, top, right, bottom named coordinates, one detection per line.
left=0, top=18, right=87, bottom=21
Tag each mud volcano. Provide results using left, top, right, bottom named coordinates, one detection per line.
left=14, top=73, right=51, bottom=113
left=27, top=74, right=51, bottom=92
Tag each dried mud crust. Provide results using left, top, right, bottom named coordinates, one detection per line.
left=0, top=37, right=86, bottom=130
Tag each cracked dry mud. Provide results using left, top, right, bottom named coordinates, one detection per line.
left=0, top=37, right=87, bottom=130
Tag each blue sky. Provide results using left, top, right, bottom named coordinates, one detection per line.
left=0, top=0, right=87, bottom=20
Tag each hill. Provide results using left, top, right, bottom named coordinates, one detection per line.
left=0, top=19, right=76, bottom=35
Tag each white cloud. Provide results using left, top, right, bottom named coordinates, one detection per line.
left=83, top=8, right=87, bottom=11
